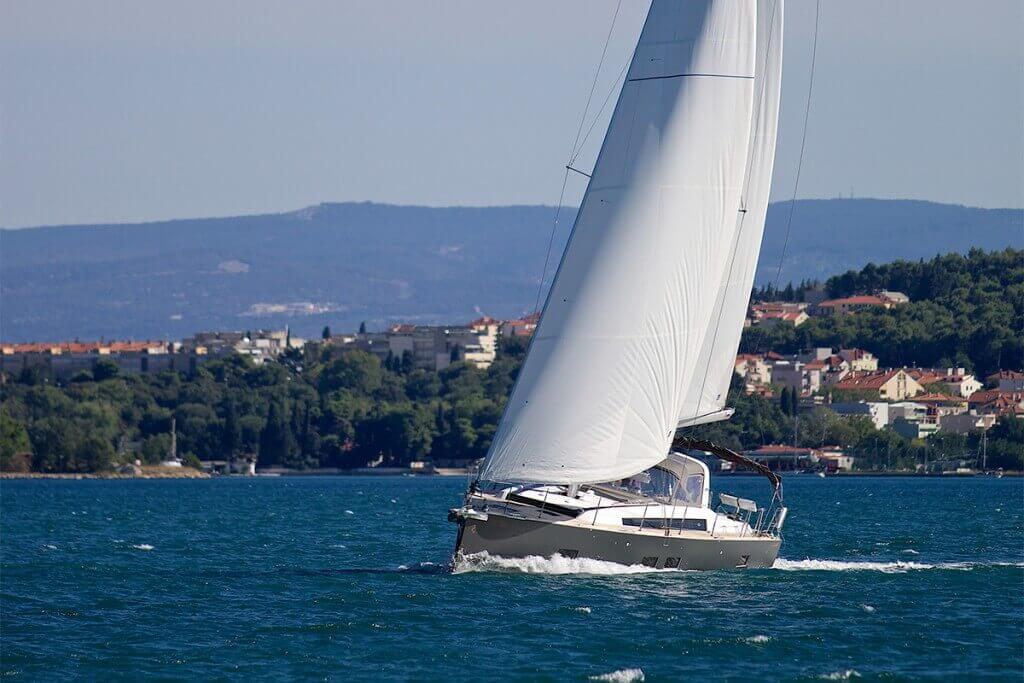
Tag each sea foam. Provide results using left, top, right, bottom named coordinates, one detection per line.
left=452, top=551, right=677, bottom=576
left=589, top=668, right=645, bottom=682
left=773, top=558, right=966, bottom=573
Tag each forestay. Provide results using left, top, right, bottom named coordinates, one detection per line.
left=481, top=1, right=764, bottom=485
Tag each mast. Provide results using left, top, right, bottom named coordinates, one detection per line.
left=480, top=1, right=766, bottom=485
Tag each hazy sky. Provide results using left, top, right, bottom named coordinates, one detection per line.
left=2, top=0, right=1022, bottom=228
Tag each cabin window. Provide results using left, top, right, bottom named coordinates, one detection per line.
left=621, top=518, right=707, bottom=531
left=677, top=474, right=704, bottom=505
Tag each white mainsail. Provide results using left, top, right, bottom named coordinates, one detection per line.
left=480, top=0, right=778, bottom=485
left=678, top=0, right=784, bottom=429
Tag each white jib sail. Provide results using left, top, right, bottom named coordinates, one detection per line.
left=678, top=0, right=784, bottom=429
left=480, top=0, right=759, bottom=485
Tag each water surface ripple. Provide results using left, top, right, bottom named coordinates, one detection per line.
left=2, top=476, right=1021, bottom=680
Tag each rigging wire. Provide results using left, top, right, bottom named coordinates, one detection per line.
left=570, top=59, right=631, bottom=168
left=570, top=0, right=623, bottom=163
left=772, top=0, right=820, bottom=292
left=532, top=0, right=623, bottom=315
left=747, top=0, right=820, bottom=370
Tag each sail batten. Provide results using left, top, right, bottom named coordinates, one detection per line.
left=480, top=0, right=779, bottom=485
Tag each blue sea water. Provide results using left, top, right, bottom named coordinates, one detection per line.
left=1, top=475, right=1022, bottom=681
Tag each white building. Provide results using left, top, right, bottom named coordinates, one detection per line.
left=939, top=412, right=998, bottom=434
left=831, top=401, right=890, bottom=429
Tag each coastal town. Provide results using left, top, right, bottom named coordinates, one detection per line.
left=3, top=281, right=1021, bottom=477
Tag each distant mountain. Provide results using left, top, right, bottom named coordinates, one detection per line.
left=1, top=199, right=1020, bottom=341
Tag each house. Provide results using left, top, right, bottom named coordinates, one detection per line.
left=734, top=354, right=772, bottom=390
left=0, top=340, right=199, bottom=379
left=888, top=401, right=929, bottom=422
left=339, top=320, right=499, bottom=371
left=769, top=360, right=821, bottom=396
left=878, top=290, right=910, bottom=305
left=184, top=329, right=303, bottom=364
left=749, top=302, right=809, bottom=327
left=830, top=401, right=890, bottom=429
left=814, top=295, right=891, bottom=315
left=907, top=368, right=982, bottom=397
left=798, top=347, right=834, bottom=362
left=892, top=417, right=939, bottom=440
left=817, top=447, right=855, bottom=472
left=967, top=390, right=1024, bottom=417
left=913, top=393, right=969, bottom=421
left=804, top=355, right=850, bottom=385
left=939, top=412, right=998, bottom=434
left=837, top=348, right=879, bottom=372
left=499, top=312, right=541, bottom=338
left=987, top=370, right=1024, bottom=392
left=833, top=369, right=924, bottom=400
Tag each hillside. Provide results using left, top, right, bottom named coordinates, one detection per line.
left=1, top=199, right=1020, bottom=340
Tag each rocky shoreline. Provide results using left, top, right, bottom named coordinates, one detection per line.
left=1, top=466, right=209, bottom=480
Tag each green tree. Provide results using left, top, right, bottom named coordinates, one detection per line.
left=0, top=413, right=32, bottom=472
left=317, top=351, right=384, bottom=396
left=74, top=434, right=115, bottom=472
left=221, top=398, right=241, bottom=461
left=259, top=400, right=296, bottom=466
left=92, top=359, right=120, bottom=382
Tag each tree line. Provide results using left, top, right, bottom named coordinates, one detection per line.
left=742, top=248, right=1023, bottom=377
left=1, top=249, right=1021, bottom=473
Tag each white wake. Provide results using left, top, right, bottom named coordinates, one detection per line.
left=772, top=558, right=1024, bottom=573
left=452, top=552, right=678, bottom=576
left=589, top=668, right=645, bottom=682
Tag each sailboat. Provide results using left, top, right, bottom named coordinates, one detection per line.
left=449, top=0, right=787, bottom=570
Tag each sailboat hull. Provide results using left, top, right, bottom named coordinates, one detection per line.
left=455, top=512, right=781, bottom=571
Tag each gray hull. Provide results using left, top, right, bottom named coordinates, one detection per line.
left=456, top=512, right=780, bottom=571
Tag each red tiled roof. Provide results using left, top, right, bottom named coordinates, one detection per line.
left=834, top=370, right=902, bottom=390
left=987, top=370, right=1024, bottom=382
left=968, top=390, right=1022, bottom=405
left=913, top=392, right=967, bottom=405
left=2, top=340, right=165, bottom=354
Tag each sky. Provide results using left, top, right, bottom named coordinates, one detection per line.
left=2, top=0, right=1022, bottom=228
